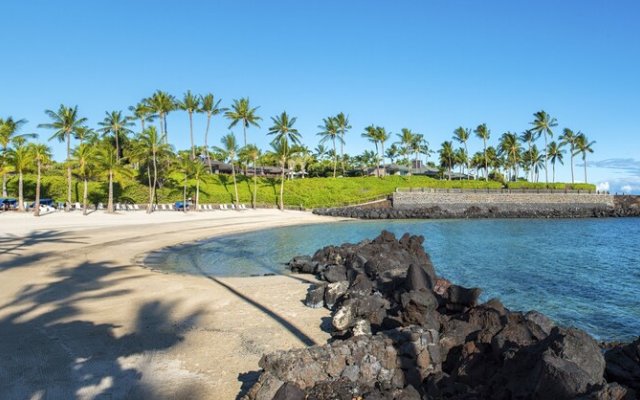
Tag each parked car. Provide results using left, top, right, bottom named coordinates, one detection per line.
left=0, top=198, right=18, bottom=210
left=174, top=201, right=192, bottom=211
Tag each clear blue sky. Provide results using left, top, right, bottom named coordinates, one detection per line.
left=1, top=1, right=639, bottom=192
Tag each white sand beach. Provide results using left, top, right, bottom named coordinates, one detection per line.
left=0, top=209, right=345, bottom=399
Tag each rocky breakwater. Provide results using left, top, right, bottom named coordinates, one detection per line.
left=242, top=231, right=639, bottom=400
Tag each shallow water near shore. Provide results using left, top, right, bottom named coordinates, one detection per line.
left=156, top=218, right=640, bottom=342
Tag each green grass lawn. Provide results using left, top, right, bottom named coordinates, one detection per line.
left=5, top=173, right=595, bottom=209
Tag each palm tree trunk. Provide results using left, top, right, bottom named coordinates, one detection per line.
left=148, top=150, right=158, bottom=214
left=183, top=173, right=187, bottom=214
left=543, top=133, right=549, bottom=185
left=279, top=162, right=285, bottom=210
left=189, top=111, right=195, bottom=159
left=340, top=134, right=345, bottom=176
left=2, top=173, right=7, bottom=198
left=252, top=162, right=257, bottom=209
left=483, top=139, right=488, bottom=182
left=66, top=133, right=71, bottom=211
left=570, top=149, right=575, bottom=184
left=332, top=137, right=337, bottom=178
left=108, top=169, right=114, bottom=213
left=18, top=171, right=24, bottom=212
left=552, top=163, right=556, bottom=183
left=146, top=163, right=153, bottom=213
left=115, top=130, right=120, bottom=162
left=34, top=161, right=41, bottom=217
left=242, top=125, right=248, bottom=175
left=380, top=142, right=385, bottom=177
left=82, top=178, right=88, bottom=216
left=205, top=113, right=212, bottom=172
left=231, top=162, right=239, bottom=206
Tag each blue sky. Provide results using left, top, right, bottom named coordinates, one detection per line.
left=1, top=1, right=639, bottom=192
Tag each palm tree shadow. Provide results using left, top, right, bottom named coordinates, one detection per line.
left=0, top=230, right=87, bottom=260
left=0, top=259, right=205, bottom=399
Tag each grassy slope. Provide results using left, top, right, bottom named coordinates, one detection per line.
left=5, top=173, right=595, bottom=209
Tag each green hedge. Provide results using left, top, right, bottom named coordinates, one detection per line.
left=506, top=182, right=597, bottom=191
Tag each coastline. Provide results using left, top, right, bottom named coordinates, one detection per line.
left=0, top=209, right=345, bottom=399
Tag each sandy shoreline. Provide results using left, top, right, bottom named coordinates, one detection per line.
left=0, top=209, right=346, bottom=399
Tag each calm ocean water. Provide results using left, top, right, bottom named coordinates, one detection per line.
left=157, top=218, right=640, bottom=342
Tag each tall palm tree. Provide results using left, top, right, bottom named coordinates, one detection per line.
left=559, top=128, right=578, bottom=184
left=179, top=90, right=201, bottom=159
left=453, top=127, right=471, bottom=177
left=454, top=148, right=468, bottom=175
left=375, top=126, right=390, bottom=177
left=225, top=98, right=261, bottom=148
left=73, top=142, right=97, bottom=216
left=215, top=133, right=241, bottom=206
left=269, top=138, right=289, bottom=210
left=530, top=110, right=558, bottom=186
left=28, top=142, right=51, bottom=216
left=397, top=128, right=415, bottom=165
left=498, top=132, right=522, bottom=181
left=38, top=105, right=87, bottom=211
left=0, top=116, right=34, bottom=197
left=361, top=125, right=380, bottom=176
left=334, top=113, right=351, bottom=175
left=574, top=133, right=595, bottom=183
left=191, top=160, right=208, bottom=211
left=267, top=112, right=301, bottom=209
left=239, top=144, right=261, bottom=208
left=474, top=123, right=490, bottom=181
left=438, top=141, right=455, bottom=180
left=200, top=93, right=227, bottom=172
left=317, top=116, right=342, bottom=178
left=519, top=129, right=539, bottom=182
left=138, top=126, right=167, bottom=213
left=146, top=90, right=177, bottom=143
left=6, top=137, right=33, bottom=212
left=175, top=153, right=193, bottom=213
left=96, top=140, right=132, bottom=213
left=525, top=145, right=545, bottom=182
left=409, top=133, right=427, bottom=168
left=128, top=102, right=155, bottom=133
left=547, top=141, right=565, bottom=183
left=98, top=111, right=133, bottom=161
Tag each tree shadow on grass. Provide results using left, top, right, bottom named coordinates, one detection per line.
left=0, top=259, right=205, bottom=399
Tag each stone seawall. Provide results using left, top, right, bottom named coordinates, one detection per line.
left=393, top=191, right=614, bottom=208
left=313, top=194, right=639, bottom=219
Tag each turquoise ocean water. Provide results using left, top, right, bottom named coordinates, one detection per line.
left=157, top=218, right=640, bottom=342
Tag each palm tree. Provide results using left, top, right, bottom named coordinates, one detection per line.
left=268, top=112, right=301, bottom=209
left=138, top=126, right=167, bottom=213
left=269, top=138, right=289, bottom=210
left=519, top=129, right=539, bottom=182
left=191, top=160, right=208, bottom=211
left=179, top=90, right=201, bottom=159
left=498, top=132, right=521, bottom=181
left=6, top=137, right=32, bottom=211
left=525, top=145, right=545, bottom=182
left=73, top=142, right=97, bottom=216
left=38, top=105, right=88, bottom=211
left=410, top=133, right=427, bottom=168
left=453, top=127, right=471, bottom=177
left=225, top=98, right=261, bottom=148
left=438, top=141, right=455, bottom=180
left=559, top=128, right=578, bottom=184
left=146, top=90, right=176, bottom=143
left=215, top=133, right=240, bottom=207
left=239, top=144, right=261, bottom=208
left=96, top=140, right=132, bottom=213
left=474, top=123, right=490, bottom=181
left=74, top=126, right=97, bottom=145
left=574, top=133, right=595, bottom=183
left=175, top=153, right=193, bottom=213
left=0, top=116, right=33, bottom=197
left=375, top=127, right=390, bottom=177
left=530, top=110, right=558, bottom=186
left=98, top=111, right=133, bottom=161
left=361, top=125, right=380, bottom=176
left=28, top=143, right=51, bottom=216
left=200, top=93, right=227, bottom=172
left=317, top=116, right=342, bottom=178
left=128, top=102, right=155, bottom=133
left=334, top=113, right=351, bottom=175
left=313, top=144, right=328, bottom=161
left=547, top=141, right=565, bottom=183
left=397, top=128, right=416, bottom=165
left=454, top=148, right=468, bottom=176
left=385, top=144, right=400, bottom=164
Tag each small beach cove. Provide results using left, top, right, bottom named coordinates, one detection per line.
left=0, top=209, right=345, bottom=399
left=151, top=217, right=640, bottom=343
